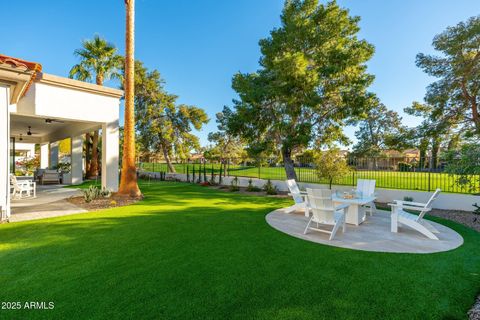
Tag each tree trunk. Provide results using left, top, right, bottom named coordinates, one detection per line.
left=282, top=147, right=297, bottom=180
left=419, top=138, right=429, bottom=169
left=85, top=133, right=91, bottom=174
left=88, top=131, right=99, bottom=178
left=161, top=145, right=176, bottom=173
left=431, top=137, right=441, bottom=170
left=119, top=0, right=141, bottom=197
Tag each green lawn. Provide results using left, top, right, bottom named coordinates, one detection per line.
left=139, top=162, right=480, bottom=194
left=1, top=182, right=480, bottom=319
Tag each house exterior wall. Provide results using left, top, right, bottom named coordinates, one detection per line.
left=0, top=85, right=10, bottom=218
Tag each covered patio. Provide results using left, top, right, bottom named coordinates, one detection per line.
left=1, top=55, right=123, bottom=221
left=9, top=184, right=86, bottom=222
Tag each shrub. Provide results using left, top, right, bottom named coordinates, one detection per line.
left=209, top=173, right=217, bottom=186
left=229, top=176, right=240, bottom=192
left=398, top=162, right=412, bottom=172
left=83, top=186, right=112, bottom=203
left=313, top=149, right=351, bottom=189
left=263, top=179, right=277, bottom=195
left=83, top=185, right=100, bottom=203
left=246, top=179, right=261, bottom=192
left=403, top=196, right=414, bottom=202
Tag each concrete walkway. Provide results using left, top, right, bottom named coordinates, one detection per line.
left=266, top=209, right=464, bottom=254
left=10, top=185, right=86, bottom=222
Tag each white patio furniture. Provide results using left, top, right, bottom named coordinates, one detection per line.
left=304, top=188, right=348, bottom=240
left=389, top=189, right=441, bottom=240
left=332, top=192, right=376, bottom=226
left=356, top=179, right=377, bottom=216
left=10, top=174, right=36, bottom=199
left=285, top=179, right=308, bottom=216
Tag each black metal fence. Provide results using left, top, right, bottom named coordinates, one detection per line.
left=137, top=157, right=480, bottom=195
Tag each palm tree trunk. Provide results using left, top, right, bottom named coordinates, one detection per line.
left=85, top=133, right=91, bottom=174
left=88, top=131, right=99, bottom=178
left=119, top=0, right=141, bottom=197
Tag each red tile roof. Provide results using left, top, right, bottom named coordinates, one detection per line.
left=0, top=54, right=42, bottom=72
left=0, top=54, right=42, bottom=98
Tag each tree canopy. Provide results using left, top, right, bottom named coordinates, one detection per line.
left=352, top=95, right=403, bottom=157
left=133, top=61, right=209, bottom=172
left=224, top=0, right=374, bottom=179
left=416, top=15, right=480, bottom=137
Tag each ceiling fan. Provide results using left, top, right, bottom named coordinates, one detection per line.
left=27, top=126, right=39, bottom=136
left=45, top=118, right=64, bottom=124
left=19, top=134, right=23, bottom=141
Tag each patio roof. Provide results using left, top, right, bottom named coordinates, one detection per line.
left=0, top=54, right=41, bottom=103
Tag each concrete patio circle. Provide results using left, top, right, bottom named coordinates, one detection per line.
left=266, top=209, right=463, bottom=254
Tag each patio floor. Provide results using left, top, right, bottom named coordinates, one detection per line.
left=266, top=208, right=464, bottom=253
left=9, top=185, right=86, bottom=222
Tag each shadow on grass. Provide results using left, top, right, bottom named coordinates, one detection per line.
left=0, top=181, right=479, bottom=319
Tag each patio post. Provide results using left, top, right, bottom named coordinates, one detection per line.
left=71, top=135, right=83, bottom=185
left=40, top=143, right=49, bottom=168
left=102, top=121, right=119, bottom=192
left=49, top=142, right=59, bottom=169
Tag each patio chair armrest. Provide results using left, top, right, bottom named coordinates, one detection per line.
left=388, top=203, right=431, bottom=212
left=335, top=203, right=349, bottom=211
left=393, top=200, right=427, bottom=207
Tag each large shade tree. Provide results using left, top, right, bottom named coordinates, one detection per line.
left=69, top=35, right=123, bottom=178
left=416, top=15, right=480, bottom=137
left=225, top=0, right=374, bottom=179
left=352, top=95, right=404, bottom=157
left=133, top=62, right=208, bottom=172
left=206, top=111, right=245, bottom=175
left=119, top=0, right=141, bottom=196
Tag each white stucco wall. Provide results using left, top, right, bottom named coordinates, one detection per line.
left=17, top=82, right=119, bottom=123
left=0, top=85, right=10, bottom=218
left=159, top=173, right=480, bottom=212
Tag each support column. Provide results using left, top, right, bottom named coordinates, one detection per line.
left=49, top=142, right=59, bottom=169
left=102, top=121, right=119, bottom=191
left=0, top=85, right=10, bottom=221
left=40, top=143, right=49, bottom=168
left=71, top=135, right=83, bottom=185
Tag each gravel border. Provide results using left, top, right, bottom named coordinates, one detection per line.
left=469, top=296, right=480, bottom=320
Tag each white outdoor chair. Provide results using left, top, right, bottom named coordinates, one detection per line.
left=304, top=188, right=348, bottom=240
left=356, top=179, right=377, bottom=216
left=10, top=174, right=36, bottom=199
left=285, top=179, right=308, bottom=216
left=388, top=189, right=441, bottom=240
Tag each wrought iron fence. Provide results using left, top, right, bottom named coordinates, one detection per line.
left=137, top=157, right=480, bottom=195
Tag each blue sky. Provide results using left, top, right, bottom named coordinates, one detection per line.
left=1, top=0, right=479, bottom=147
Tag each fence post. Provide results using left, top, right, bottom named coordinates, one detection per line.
left=258, top=159, right=261, bottom=179
left=352, top=171, right=355, bottom=187
left=428, top=167, right=431, bottom=192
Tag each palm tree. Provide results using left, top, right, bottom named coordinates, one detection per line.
left=119, top=0, right=141, bottom=196
left=69, top=35, right=123, bottom=178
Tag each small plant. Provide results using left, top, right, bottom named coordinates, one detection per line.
left=110, top=200, right=117, bottom=206
left=229, top=176, right=240, bottom=192
left=246, top=178, right=261, bottom=192
left=100, top=187, right=112, bottom=198
left=263, top=179, right=277, bottom=195
left=403, top=196, right=414, bottom=202
left=209, top=173, right=217, bottom=186
left=472, top=203, right=480, bottom=222
left=83, top=186, right=112, bottom=203
left=83, top=185, right=100, bottom=203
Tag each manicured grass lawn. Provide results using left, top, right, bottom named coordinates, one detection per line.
left=1, top=182, right=480, bottom=319
left=139, top=162, right=480, bottom=194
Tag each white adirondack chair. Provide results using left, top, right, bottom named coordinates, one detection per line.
left=10, top=174, right=36, bottom=199
left=304, top=188, right=348, bottom=240
left=389, top=189, right=441, bottom=240
left=356, top=179, right=376, bottom=216
left=285, top=179, right=308, bottom=216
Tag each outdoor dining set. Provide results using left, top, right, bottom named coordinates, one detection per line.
left=286, top=179, right=442, bottom=241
